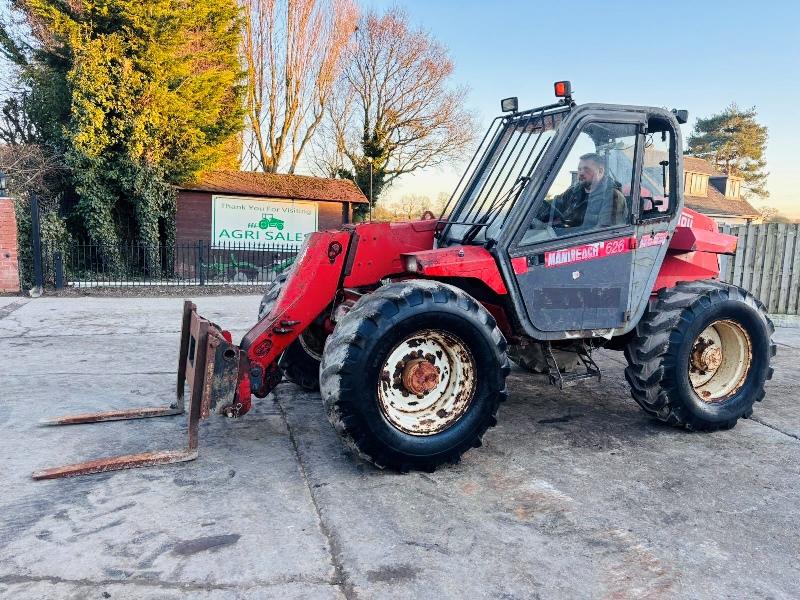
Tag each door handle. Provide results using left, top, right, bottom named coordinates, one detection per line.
left=526, top=254, right=545, bottom=267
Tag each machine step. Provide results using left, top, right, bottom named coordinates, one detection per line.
left=545, top=341, right=601, bottom=390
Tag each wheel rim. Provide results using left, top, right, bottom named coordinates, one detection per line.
left=689, top=319, right=752, bottom=402
left=377, top=329, right=476, bottom=436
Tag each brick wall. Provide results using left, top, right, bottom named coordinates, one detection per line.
left=0, top=198, right=20, bottom=293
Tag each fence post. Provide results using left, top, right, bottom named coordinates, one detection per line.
left=54, top=251, right=64, bottom=289
left=30, top=194, right=44, bottom=290
left=197, top=240, right=205, bottom=286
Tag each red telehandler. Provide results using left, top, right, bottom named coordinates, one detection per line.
left=34, top=82, right=775, bottom=479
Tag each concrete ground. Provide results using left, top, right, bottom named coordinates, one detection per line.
left=1, top=295, right=798, bottom=599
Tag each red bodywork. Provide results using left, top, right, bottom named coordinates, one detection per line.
left=653, top=208, right=736, bottom=291
left=403, top=245, right=511, bottom=294
left=237, top=221, right=438, bottom=408
left=239, top=229, right=353, bottom=403
left=342, top=219, right=438, bottom=286
left=233, top=208, right=737, bottom=412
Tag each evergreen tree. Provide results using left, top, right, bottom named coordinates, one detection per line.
left=2, top=0, right=244, bottom=272
left=686, top=103, right=769, bottom=199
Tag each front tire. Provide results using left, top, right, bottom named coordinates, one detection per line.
left=320, top=281, right=509, bottom=471
left=624, top=280, right=775, bottom=431
left=279, top=329, right=324, bottom=391
left=258, top=272, right=322, bottom=391
left=258, top=272, right=289, bottom=321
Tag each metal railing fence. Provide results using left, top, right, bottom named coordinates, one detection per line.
left=39, top=240, right=300, bottom=288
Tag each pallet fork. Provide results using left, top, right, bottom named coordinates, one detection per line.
left=32, top=301, right=241, bottom=480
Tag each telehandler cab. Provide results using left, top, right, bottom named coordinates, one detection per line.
left=34, top=82, right=775, bottom=479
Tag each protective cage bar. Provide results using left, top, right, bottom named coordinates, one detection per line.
left=439, top=106, right=568, bottom=243
left=31, top=301, right=230, bottom=480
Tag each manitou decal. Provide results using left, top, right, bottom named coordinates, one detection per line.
left=544, top=237, right=633, bottom=268
left=639, top=231, right=669, bottom=248
left=678, top=211, right=695, bottom=228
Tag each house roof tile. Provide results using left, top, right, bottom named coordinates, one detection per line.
left=683, top=156, right=723, bottom=176
left=177, top=170, right=369, bottom=203
left=685, top=185, right=761, bottom=217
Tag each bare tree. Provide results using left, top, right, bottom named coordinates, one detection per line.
left=316, top=8, right=475, bottom=208
left=757, top=205, right=793, bottom=224
left=0, top=92, right=36, bottom=145
left=0, top=143, right=64, bottom=195
left=371, top=192, right=449, bottom=221
left=758, top=205, right=778, bottom=221
left=241, top=0, right=357, bottom=173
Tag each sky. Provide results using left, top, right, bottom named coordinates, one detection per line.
left=362, top=0, right=800, bottom=218
left=2, top=1, right=796, bottom=217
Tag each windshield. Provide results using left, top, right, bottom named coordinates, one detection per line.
left=441, top=107, right=567, bottom=245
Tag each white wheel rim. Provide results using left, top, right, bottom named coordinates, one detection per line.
left=689, top=319, right=752, bottom=402
left=377, top=329, right=476, bottom=436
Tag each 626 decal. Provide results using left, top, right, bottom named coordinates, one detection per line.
left=544, top=237, right=634, bottom=268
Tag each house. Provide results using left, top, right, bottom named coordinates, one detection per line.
left=175, top=170, right=368, bottom=247
left=681, top=157, right=762, bottom=225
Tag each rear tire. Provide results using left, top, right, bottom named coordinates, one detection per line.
left=320, top=281, right=509, bottom=472
left=258, top=272, right=321, bottom=391
left=624, top=280, right=775, bottom=431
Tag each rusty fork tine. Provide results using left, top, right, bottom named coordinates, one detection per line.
left=32, top=301, right=213, bottom=480
left=40, top=301, right=195, bottom=428
left=31, top=449, right=199, bottom=480
left=39, top=406, right=183, bottom=426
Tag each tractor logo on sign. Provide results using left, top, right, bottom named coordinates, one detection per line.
left=252, top=213, right=285, bottom=231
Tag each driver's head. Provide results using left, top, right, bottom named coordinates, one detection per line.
left=577, top=153, right=606, bottom=191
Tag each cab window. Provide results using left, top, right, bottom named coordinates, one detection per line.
left=522, top=121, right=638, bottom=245
left=639, top=120, right=676, bottom=219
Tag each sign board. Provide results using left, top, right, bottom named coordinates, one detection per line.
left=211, top=195, right=319, bottom=247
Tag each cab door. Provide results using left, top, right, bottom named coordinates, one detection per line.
left=507, top=115, right=645, bottom=334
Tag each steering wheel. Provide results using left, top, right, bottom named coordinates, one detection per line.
left=528, top=200, right=578, bottom=235
left=549, top=202, right=566, bottom=221
left=548, top=202, right=578, bottom=228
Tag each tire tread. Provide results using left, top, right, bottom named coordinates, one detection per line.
left=320, top=280, right=508, bottom=471
left=624, top=279, right=774, bottom=431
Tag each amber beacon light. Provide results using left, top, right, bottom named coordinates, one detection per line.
left=554, top=81, right=572, bottom=98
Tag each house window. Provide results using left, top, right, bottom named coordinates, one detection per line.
left=686, top=173, right=707, bottom=196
